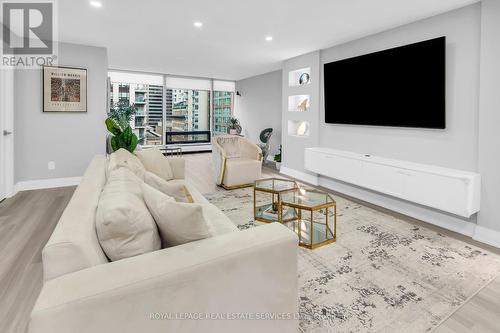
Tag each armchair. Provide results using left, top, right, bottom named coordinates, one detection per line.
left=212, top=135, right=263, bottom=189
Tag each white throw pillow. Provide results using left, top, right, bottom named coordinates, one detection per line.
left=135, top=148, right=174, bottom=181
left=96, top=168, right=161, bottom=261
left=108, top=148, right=146, bottom=180
left=217, top=137, right=241, bottom=158
left=143, top=171, right=192, bottom=203
left=142, top=183, right=211, bottom=247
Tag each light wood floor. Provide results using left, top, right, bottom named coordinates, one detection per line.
left=1, top=152, right=499, bottom=333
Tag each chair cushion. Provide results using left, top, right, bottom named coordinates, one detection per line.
left=142, top=183, right=211, bottom=248
left=96, top=168, right=161, bottom=261
left=217, top=136, right=241, bottom=158
left=143, top=171, right=191, bottom=203
left=135, top=148, right=174, bottom=181
left=224, top=158, right=262, bottom=187
left=107, top=148, right=146, bottom=180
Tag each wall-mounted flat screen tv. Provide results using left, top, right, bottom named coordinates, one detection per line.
left=324, top=36, right=445, bottom=129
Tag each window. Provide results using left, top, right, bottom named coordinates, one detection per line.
left=165, top=89, right=210, bottom=144
left=108, top=72, right=164, bottom=146
left=108, top=72, right=235, bottom=146
left=212, top=90, right=234, bottom=135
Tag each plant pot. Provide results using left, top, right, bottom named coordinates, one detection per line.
left=229, top=129, right=238, bottom=135
left=275, top=162, right=281, bottom=170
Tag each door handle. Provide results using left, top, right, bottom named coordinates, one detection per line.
left=3, top=130, right=12, bottom=136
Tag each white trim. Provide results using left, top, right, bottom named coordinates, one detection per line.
left=473, top=226, right=500, bottom=248
left=180, top=144, right=212, bottom=153
left=280, top=166, right=319, bottom=186
left=319, top=176, right=476, bottom=237
left=13, top=177, right=81, bottom=194
left=1, top=66, right=15, bottom=199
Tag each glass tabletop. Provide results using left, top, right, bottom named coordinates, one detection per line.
left=281, top=188, right=335, bottom=209
left=254, top=178, right=297, bottom=192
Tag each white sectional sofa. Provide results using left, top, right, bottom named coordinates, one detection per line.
left=29, top=155, right=299, bottom=333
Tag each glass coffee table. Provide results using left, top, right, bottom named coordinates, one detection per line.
left=281, top=189, right=337, bottom=249
left=254, top=178, right=298, bottom=223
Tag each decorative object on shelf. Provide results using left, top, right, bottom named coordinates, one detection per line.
left=43, top=65, right=87, bottom=112
left=281, top=189, right=337, bottom=249
left=253, top=178, right=298, bottom=223
left=297, top=98, right=309, bottom=111
left=274, top=145, right=282, bottom=170
left=297, top=121, right=309, bottom=136
left=227, top=117, right=242, bottom=135
left=299, top=72, right=310, bottom=85
left=257, top=128, right=273, bottom=163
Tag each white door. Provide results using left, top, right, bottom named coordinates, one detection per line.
left=0, top=67, right=14, bottom=201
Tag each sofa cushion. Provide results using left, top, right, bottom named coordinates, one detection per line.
left=135, top=148, right=174, bottom=181
left=108, top=148, right=146, bottom=180
left=143, top=171, right=191, bottom=202
left=42, top=156, right=109, bottom=281
left=96, top=168, right=161, bottom=261
left=224, top=158, right=262, bottom=187
left=201, top=203, right=239, bottom=235
left=142, top=183, right=211, bottom=247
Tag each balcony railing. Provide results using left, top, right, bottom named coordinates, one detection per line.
left=165, top=131, right=211, bottom=144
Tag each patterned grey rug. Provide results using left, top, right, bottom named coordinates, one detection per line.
left=204, top=186, right=500, bottom=333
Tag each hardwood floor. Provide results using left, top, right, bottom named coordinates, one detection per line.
left=0, top=152, right=499, bottom=333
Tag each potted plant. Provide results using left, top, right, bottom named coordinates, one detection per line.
left=274, top=145, right=282, bottom=171
left=106, top=101, right=139, bottom=153
left=227, top=117, right=242, bottom=135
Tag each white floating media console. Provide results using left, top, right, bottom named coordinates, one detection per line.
left=305, top=148, right=480, bottom=218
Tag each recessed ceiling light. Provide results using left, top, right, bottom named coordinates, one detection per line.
left=193, top=21, right=203, bottom=28
left=90, top=1, right=102, bottom=8
left=265, top=36, right=273, bottom=41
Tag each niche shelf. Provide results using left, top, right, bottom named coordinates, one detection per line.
left=288, top=95, right=310, bottom=112
left=288, top=68, right=311, bottom=87
left=288, top=120, right=310, bottom=137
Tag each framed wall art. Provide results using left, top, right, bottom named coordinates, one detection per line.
left=43, top=65, right=87, bottom=112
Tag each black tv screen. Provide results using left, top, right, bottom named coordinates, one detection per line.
left=324, top=37, right=445, bottom=129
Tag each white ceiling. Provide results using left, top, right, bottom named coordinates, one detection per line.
left=59, top=0, right=478, bottom=81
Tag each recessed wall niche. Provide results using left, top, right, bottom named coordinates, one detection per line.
left=288, top=120, right=310, bottom=137
left=288, top=95, right=310, bottom=112
left=288, top=68, right=311, bottom=87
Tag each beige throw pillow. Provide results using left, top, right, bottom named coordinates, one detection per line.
left=96, top=168, right=161, bottom=261
left=135, top=148, right=174, bottom=181
left=143, top=171, right=190, bottom=202
left=108, top=148, right=146, bottom=180
left=142, top=183, right=211, bottom=248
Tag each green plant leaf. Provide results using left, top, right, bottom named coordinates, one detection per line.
left=128, top=133, right=138, bottom=152
left=105, top=117, right=122, bottom=136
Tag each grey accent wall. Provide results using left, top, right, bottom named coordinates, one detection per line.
left=14, top=42, right=108, bottom=182
left=235, top=70, right=282, bottom=157
left=319, top=4, right=481, bottom=171
left=477, top=0, right=500, bottom=233
left=281, top=51, right=320, bottom=176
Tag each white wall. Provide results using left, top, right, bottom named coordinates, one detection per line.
left=320, top=4, right=480, bottom=171
left=14, top=42, right=108, bottom=183
left=476, top=0, right=500, bottom=240
left=235, top=70, right=282, bottom=156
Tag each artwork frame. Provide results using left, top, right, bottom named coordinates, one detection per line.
left=43, top=65, right=87, bottom=112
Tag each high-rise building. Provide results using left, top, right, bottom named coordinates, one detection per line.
left=213, top=91, right=233, bottom=135
left=109, top=82, right=162, bottom=145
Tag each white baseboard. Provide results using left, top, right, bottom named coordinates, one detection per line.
left=280, top=166, right=319, bottom=186
left=473, top=226, right=500, bottom=248
left=13, top=176, right=81, bottom=195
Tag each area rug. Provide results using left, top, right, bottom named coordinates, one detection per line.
left=204, top=187, right=500, bottom=333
